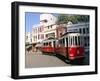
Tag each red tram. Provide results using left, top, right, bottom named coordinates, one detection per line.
left=41, top=32, right=85, bottom=62
left=41, top=38, right=56, bottom=54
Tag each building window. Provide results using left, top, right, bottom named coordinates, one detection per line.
left=35, top=36, right=37, bottom=41
left=83, top=28, right=85, bottom=34
left=47, top=26, right=49, bottom=29
left=79, top=28, right=82, bottom=33
left=31, top=39, right=32, bottom=42
left=47, top=25, right=52, bottom=29
left=44, top=19, right=47, bottom=23
left=84, top=37, right=87, bottom=46
left=60, top=33, right=62, bottom=36
left=46, top=34, right=48, bottom=38
left=50, top=25, right=52, bottom=28
left=38, top=28, right=40, bottom=32
left=41, top=26, right=44, bottom=32
left=34, top=36, right=35, bottom=41
left=38, top=35, right=40, bottom=39
left=74, top=29, right=77, bottom=32
left=86, top=28, right=89, bottom=34
left=87, top=36, right=89, bottom=46
left=41, top=34, right=44, bottom=39
left=26, top=36, right=28, bottom=40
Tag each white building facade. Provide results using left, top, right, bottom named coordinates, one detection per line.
left=40, top=14, right=57, bottom=39
left=25, top=32, right=32, bottom=44
left=32, top=14, right=57, bottom=44
left=32, top=24, right=44, bottom=43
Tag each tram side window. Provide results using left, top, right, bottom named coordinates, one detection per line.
left=80, top=36, right=82, bottom=46
left=49, top=42, right=51, bottom=46
left=59, top=40, right=62, bottom=44
left=75, top=36, right=77, bottom=45
left=46, top=42, right=48, bottom=46
left=68, top=36, right=70, bottom=46
left=44, top=43, right=45, bottom=46
left=71, top=37, right=72, bottom=46
left=87, top=36, right=89, bottom=46
left=66, top=38, right=68, bottom=46
left=73, top=36, right=74, bottom=45
left=78, top=36, right=80, bottom=46
left=59, top=39, right=61, bottom=46
left=84, top=37, right=87, bottom=46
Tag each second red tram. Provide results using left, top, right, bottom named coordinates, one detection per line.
left=41, top=38, right=56, bottom=54
left=41, top=32, right=85, bottom=62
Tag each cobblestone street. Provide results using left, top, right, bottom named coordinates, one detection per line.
left=25, top=51, right=71, bottom=68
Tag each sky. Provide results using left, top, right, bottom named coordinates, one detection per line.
left=25, top=12, right=58, bottom=32
left=25, top=12, right=40, bottom=32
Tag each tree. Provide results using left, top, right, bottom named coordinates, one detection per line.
left=56, top=14, right=89, bottom=24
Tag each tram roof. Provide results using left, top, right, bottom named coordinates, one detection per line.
left=61, top=31, right=80, bottom=36
left=59, top=32, right=82, bottom=39
left=42, top=37, right=57, bottom=42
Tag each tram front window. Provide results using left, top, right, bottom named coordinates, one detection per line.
left=62, top=38, right=65, bottom=46
left=74, top=36, right=81, bottom=46
left=66, top=38, right=68, bottom=47
left=53, top=41, right=56, bottom=47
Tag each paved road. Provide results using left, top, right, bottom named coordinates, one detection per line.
left=25, top=51, right=70, bottom=68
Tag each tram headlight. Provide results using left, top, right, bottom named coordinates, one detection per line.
left=70, top=48, right=72, bottom=51
left=70, top=54, right=74, bottom=57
